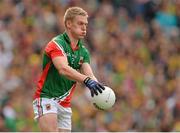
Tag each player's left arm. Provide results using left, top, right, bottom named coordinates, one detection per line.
left=81, top=63, right=97, bottom=81
left=80, top=47, right=98, bottom=81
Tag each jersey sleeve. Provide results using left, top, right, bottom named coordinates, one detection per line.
left=83, top=48, right=90, bottom=64
left=45, top=40, right=65, bottom=59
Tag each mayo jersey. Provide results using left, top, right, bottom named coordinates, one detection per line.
left=34, top=32, right=90, bottom=107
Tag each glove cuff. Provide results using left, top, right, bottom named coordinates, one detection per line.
left=84, top=77, right=91, bottom=84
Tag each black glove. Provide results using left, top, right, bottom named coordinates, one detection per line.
left=84, top=77, right=105, bottom=97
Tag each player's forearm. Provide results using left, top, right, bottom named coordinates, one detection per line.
left=81, top=63, right=97, bottom=81
left=58, top=65, right=87, bottom=83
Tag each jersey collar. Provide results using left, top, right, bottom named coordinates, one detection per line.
left=63, top=32, right=82, bottom=51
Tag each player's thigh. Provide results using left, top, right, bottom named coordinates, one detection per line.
left=33, top=98, right=58, bottom=131
left=38, top=113, right=58, bottom=132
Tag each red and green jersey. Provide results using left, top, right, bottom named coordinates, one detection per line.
left=34, top=32, right=90, bottom=107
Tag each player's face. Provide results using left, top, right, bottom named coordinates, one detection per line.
left=69, top=15, right=88, bottom=39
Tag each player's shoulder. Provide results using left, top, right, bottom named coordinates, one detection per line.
left=79, top=41, right=90, bottom=54
left=79, top=40, right=86, bottom=49
left=50, top=34, right=66, bottom=46
left=52, top=34, right=64, bottom=42
left=81, top=45, right=88, bottom=51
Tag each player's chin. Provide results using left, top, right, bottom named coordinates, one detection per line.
left=80, top=31, right=86, bottom=38
left=78, top=34, right=86, bottom=39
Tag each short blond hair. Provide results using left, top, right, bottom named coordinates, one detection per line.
left=64, top=7, right=88, bottom=28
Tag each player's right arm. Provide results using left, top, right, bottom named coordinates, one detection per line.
left=52, top=56, right=87, bottom=83
left=52, top=56, right=105, bottom=97
left=45, top=40, right=87, bottom=82
left=45, top=40, right=104, bottom=96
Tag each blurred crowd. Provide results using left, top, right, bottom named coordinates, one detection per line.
left=0, top=0, right=180, bottom=131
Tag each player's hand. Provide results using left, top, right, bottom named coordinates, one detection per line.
left=84, top=77, right=105, bottom=97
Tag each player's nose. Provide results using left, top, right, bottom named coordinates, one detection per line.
left=82, top=25, right=86, bottom=31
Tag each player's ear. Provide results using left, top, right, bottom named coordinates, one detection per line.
left=66, top=20, right=72, bottom=29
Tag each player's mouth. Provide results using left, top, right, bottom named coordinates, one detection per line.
left=81, top=31, right=86, bottom=36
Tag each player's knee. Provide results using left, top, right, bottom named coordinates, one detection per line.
left=38, top=114, right=58, bottom=132
left=39, top=123, right=58, bottom=132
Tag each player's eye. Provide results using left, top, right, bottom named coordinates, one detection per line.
left=78, top=22, right=83, bottom=25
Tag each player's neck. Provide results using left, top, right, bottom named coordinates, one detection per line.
left=66, top=31, right=78, bottom=47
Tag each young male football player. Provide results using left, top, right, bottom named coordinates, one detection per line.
left=33, top=7, right=105, bottom=132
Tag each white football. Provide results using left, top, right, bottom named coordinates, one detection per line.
left=91, top=86, right=116, bottom=110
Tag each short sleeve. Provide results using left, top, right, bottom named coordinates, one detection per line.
left=45, top=41, right=65, bottom=59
